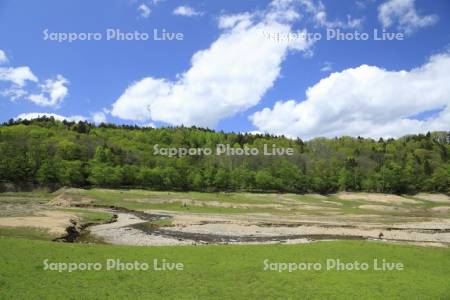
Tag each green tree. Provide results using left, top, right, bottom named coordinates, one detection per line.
left=255, top=170, right=275, bottom=190
left=213, top=168, right=229, bottom=190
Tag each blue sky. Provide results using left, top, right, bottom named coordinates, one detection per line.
left=1, top=0, right=449, bottom=139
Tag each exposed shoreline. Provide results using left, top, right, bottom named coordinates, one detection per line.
left=84, top=208, right=450, bottom=247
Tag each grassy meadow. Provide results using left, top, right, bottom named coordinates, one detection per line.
left=0, top=238, right=449, bottom=299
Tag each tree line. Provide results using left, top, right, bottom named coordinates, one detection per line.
left=0, top=117, right=449, bottom=194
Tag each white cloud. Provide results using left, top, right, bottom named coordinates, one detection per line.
left=0, top=62, right=37, bottom=102
left=92, top=111, right=107, bottom=124
left=0, top=86, right=28, bottom=101
left=218, top=13, right=254, bottom=29
left=140, top=122, right=156, bottom=128
left=28, top=75, right=69, bottom=107
left=296, top=0, right=363, bottom=29
left=112, top=0, right=314, bottom=127
left=320, top=61, right=333, bottom=72
left=250, top=52, right=450, bottom=139
left=0, top=54, right=69, bottom=108
left=378, top=0, right=438, bottom=34
left=315, top=11, right=363, bottom=29
left=0, top=66, right=38, bottom=87
left=16, top=112, right=86, bottom=122
left=173, top=6, right=203, bottom=17
left=138, top=4, right=151, bottom=18
left=0, top=50, right=8, bottom=65
left=355, top=0, right=374, bottom=9
left=136, top=0, right=163, bottom=18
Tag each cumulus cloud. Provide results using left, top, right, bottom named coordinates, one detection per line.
left=250, top=52, right=450, bottom=139
left=0, top=65, right=38, bottom=102
left=91, top=111, right=107, bottom=124
left=173, top=6, right=203, bottom=17
left=28, top=75, right=69, bottom=107
left=112, top=0, right=314, bottom=127
left=0, top=66, right=38, bottom=87
left=15, top=112, right=86, bottom=122
left=0, top=49, right=38, bottom=87
left=0, top=86, right=28, bottom=101
left=0, top=52, right=69, bottom=108
left=138, top=4, right=151, bottom=18
left=218, top=13, right=254, bottom=29
left=378, top=0, right=438, bottom=34
left=0, top=50, right=8, bottom=64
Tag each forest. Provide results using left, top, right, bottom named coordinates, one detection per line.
left=0, top=117, right=448, bottom=194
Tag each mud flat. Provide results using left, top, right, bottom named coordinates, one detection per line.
left=88, top=212, right=195, bottom=246
left=86, top=209, right=450, bottom=247
left=2, top=190, right=449, bottom=247
left=155, top=219, right=450, bottom=245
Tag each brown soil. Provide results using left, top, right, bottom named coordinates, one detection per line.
left=359, top=205, right=410, bottom=213
left=0, top=210, right=79, bottom=235
left=415, top=193, right=450, bottom=203
left=48, top=193, right=95, bottom=207
left=335, top=192, right=418, bottom=204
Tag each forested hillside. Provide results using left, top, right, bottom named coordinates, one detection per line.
left=0, top=117, right=449, bottom=194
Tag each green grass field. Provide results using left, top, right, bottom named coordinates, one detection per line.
left=57, top=208, right=115, bottom=225
left=0, top=237, right=449, bottom=299
left=0, top=227, right=56, bottom=240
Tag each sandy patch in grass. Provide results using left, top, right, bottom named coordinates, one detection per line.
left=292, top=204, right=340, bottom=212
left=125, top=198, right=286, bottom=210
left=430, top=207, right=450, bottom=213
left=415, top=193, right=450, bottom=203
left=48, top=193, right=94, bottom=207
left=0, top=203, right=48, bottom=217
left=359, top=205, right=410, bottom=213
left=0, top=210, right=78, bottom=235
left=304, top=194, right=328, bottom=199
left=335, top=192, right=418, bottom=204
left=322, top=200, right=343, bottom=207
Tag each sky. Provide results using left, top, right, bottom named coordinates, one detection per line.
left=0, top=0, right=449, bottom=139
